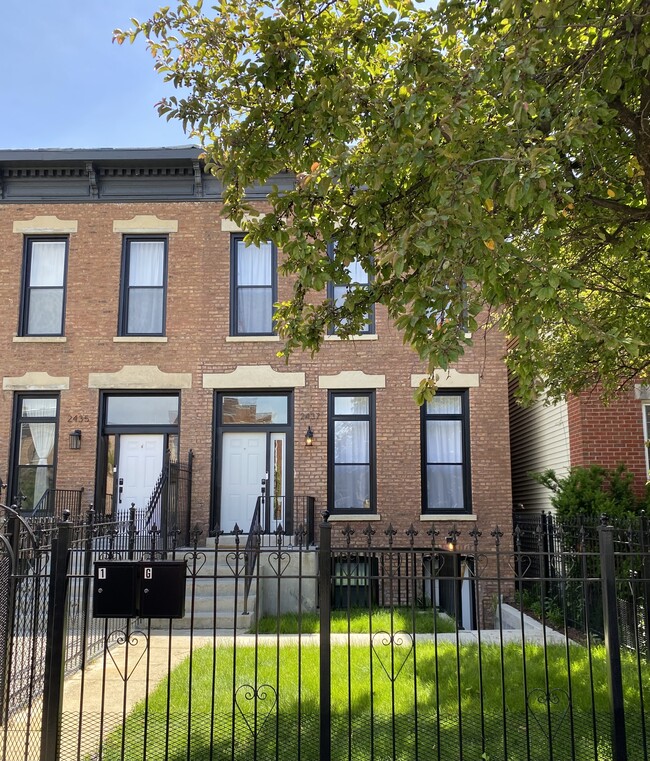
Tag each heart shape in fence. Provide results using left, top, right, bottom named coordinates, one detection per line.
left=507, top=553, right=532, bottom=576
left=105, top=628, right=149, bottom=683
left=371, top=630, right=414, bottom=682
left=464, top=553, right=489, bottom=579
left=183, top=550, right=206, bottom=576
left=527, top=687, right=570, bottom=741
left=268, top=550, right=291, bottom=578
left=226, top=551, right=246, bottom=576
left=235, top=683, right=278, bottom=736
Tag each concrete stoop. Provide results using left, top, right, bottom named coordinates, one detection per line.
left=148, top=537, right=258, bottom=632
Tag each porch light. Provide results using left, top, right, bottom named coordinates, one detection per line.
left=305, top=426, right=314, bottom=447
left=69, top=429, right=82, bottom=450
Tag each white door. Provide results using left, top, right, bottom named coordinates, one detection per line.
left=220, top=432, right=267, bottom=531
left=117, top=434, right=165, bottom=518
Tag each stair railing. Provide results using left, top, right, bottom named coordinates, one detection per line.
left=243, top=493, right=263, bottom=615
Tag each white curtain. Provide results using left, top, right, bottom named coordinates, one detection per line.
left=28, top=422, right=55, bottom=506
left=129, top=241, right=164, bottom=285
left=426, top=419, right=463, bottom=508
left=28, top=242, right=66, bottom=334
left=237, top=241, right=272, bottom=333
left=334, top=420, right=370, bottom=509
left=128, top=241, right=164, bottom=333
left=30, top=241, right=65, bottom=285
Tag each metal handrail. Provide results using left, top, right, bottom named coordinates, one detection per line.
left=28, top=488, right=84, bottom=519
left=243, top=495, right=263, bottom=614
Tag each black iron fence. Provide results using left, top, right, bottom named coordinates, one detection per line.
left=1, top=509, right=649, bottom=760
left=513, top=511, right=650, bottom=650
left=28, top=488, right=85, bottom=521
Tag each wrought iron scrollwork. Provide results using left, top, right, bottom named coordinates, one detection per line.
left=105, top=627, right=149, bottom=683
left=371, top=630, right=414, bottom=682
left=235, top=683, right=278, bottom=735
left=527, top=687, right=570, bottom=740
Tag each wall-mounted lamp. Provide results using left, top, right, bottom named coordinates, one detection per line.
left=69, top=429, right=82, bottom=450
left=305, top=426, right=314, bottom=447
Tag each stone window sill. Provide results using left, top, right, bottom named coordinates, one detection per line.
left=13, top=336, right=67, bottom=343
left=113, top=336, right=168, bottom=343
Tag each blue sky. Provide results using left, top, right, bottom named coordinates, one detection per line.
left=1, top=1, right=190, bottom=149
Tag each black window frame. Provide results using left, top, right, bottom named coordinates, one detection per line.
left=118, top=235, right=168, bottom=337
left=326, top=243, right=375, bottom=335
left=230, top=234, right=277, bottom=336
left=19, top=236, right=69, bottom=337
left=9, top=392, right=60, bottom=511
left=327, top=390, right=376, bottom=514
left=420, top=389, right=472, bottom=514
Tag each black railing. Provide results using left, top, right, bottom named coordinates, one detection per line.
left=243, top=495, right=263, bottom=614
left=3, top=509, right=650, bottom=760
left=28, top=488, right=84, bottom=521
left=141, top=449, right=194, bottom=548
left=514, top=510, right=650, bottom=650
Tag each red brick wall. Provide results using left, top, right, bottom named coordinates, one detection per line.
left=568, top=389, right=648, bottom=497
left=0, top=200, right=512, bottom=537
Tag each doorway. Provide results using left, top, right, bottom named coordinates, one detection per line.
left=116, top=434, right=165, bottom=517
left=95, top=393, right=179, bottom=518
left=214, top=392, right=292, bottom=534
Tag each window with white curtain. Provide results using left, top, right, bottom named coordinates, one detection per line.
left=119, top=237, right=167, bottom=335
left=421, top=391, right=471, bottom=512
left=231, top=235, right=276, bottom=335
left=11, top=395, right=58, bottom=512
left=327, top=242, right=374, bottom=334
left=21, top=238, right=68, bottom=335
left=329, top=392, right=375, bottom=512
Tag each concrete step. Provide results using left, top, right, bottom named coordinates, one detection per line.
left=147, top=607, right=256, bottom=631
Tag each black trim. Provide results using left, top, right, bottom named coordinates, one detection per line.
left=327, top=390, right=376, bottom=514
left=118, top=236, right=168, bottom=336
left=9, top=392, right=60, bottom=509
left=94, top=391, right=181, bottom=515
left=19, top=236, right=68, bottom=337
left=229, top=234, right=277, bottom=336
left=212, top=390, right=294, bottom=533
left=420, top=389, right=472, bottom=514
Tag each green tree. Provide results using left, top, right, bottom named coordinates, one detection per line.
left=115, top=0, right=650, bottom=402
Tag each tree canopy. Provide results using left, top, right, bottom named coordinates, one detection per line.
left=115, top=0, right=650, bottom=402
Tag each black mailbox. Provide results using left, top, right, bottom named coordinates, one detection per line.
left=139, top=562, right=186, bottom=619
left=93, top=560, right=187, bottom=619
left=93, top=561, right=139, bottom=618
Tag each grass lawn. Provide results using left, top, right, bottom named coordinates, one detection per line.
left=97, top=639, right=648, bottom=761
left=253, top=606, right=457, bottom=634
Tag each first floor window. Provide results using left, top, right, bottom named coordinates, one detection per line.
left=21, top=237, right=68, bottom=335
left=119, top=236, right=167, bottom=335
left=329, top=391, right=375, bottom=511
left=421, top=390, right=471, bottom=512
left=11, top=395, right=59, bottom=511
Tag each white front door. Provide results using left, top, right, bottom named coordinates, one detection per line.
left=117, top=434, right=165, bottom=517
left=220, top=432, right=267, bottom=531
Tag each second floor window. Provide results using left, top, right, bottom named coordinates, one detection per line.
left=231, top=235, right=276, bottom=335
left=327, top=243, right=374, bottom=334
left=20, top=237, right=68, bottom=336
left=119, top=237, right=167, bottom=336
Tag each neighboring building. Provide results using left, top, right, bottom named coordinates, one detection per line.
left=509, top=376, right=649, bottom=515
left=0, top=147, right=512, bottom=550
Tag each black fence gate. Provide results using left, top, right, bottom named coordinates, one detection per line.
left=1, top=506, right=649, bottom=761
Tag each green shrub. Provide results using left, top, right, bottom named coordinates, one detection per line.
left=531, top=464, right=644, bottom=521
